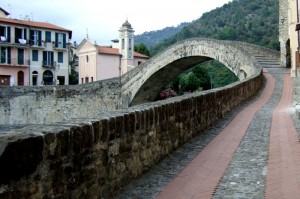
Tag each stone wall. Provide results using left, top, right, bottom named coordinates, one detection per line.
left=279, top=0, right=289, bottom=67
left=0, top=71, right=263, bottom=199
left=0, top=78, right=121, bottom=125
left=230, top=41, right=280, bottom=60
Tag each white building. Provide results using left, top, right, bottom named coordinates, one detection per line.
left=78, top=20, right=149, bottom=84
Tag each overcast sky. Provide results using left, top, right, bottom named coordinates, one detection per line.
left=1, top=0, right=231, bottom=45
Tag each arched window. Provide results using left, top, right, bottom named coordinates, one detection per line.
left=17, top=71, right=24, bottom=86
left=86, top=55, right=89, bottom=63
left=32, top=71, right=38, bottom=86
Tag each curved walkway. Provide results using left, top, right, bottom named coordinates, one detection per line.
left=156, top=70, right=275, bottom=199
left=115, top=67, right=298, bottom=199
left=265, top=74, right=300, bottom=198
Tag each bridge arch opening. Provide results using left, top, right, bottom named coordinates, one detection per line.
left=130, top=57, right=238, bottom=106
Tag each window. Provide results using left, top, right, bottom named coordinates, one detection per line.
left=32, top=50, right=38, bottom=61
left=45, top=31, right=51, bottom=42
left=15, top=28, right=26, bottom=43
left=0, top=26, right=10, bottom=42
left=91, top=77, right=93, bottom=82
left=129, top=39, right=132, bottom=50
left=30, top=30, right=42, bottom=46
left=81, top=78, right=84, bottom=84
left=86, top=55, right=89, bottom=63
left=85, top=77, right=89, bottom=83
left=43, top=51, right=54, bottom=67
left=0, top=47, right=11, bottom=64
left=55, top=33, right=66, bottom=48
left=122, top=39, right=125, bottom=49
left=58, top=52, right=63, bottom=63
left=18, top=49, right=24, bottom=65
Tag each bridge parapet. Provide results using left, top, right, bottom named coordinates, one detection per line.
left=0, top=68, right=263, bottom=198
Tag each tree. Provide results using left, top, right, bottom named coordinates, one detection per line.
left=134, top=43, right=150, bottom=56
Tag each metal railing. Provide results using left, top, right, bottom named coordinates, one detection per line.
left=0, top=58, right=30, bottom=66
left=42, top=60, right=56, bottom=68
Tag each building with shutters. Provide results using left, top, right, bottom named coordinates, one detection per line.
left=0, top=8, right=72, bottom=86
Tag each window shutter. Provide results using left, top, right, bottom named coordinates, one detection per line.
left=7, top=47, right=11, bottom=64
left=30, top=30, right=34, bottom=45
left=51, top=51, right=54, bottom=64
left=63, top=33, right=66, bottom=48
left=0, top=26, right=4, bottom=36
left=43, top=51, right=46, bottom=62
left=7, top=27, right=10, bottom=42
left=55, top=33, right=58, bottom=48
left=0, top=47, right=4, bottom=63
left=38, top=31, right=42, bottom=46
left=24, top=28, right=27, bottom=41
left=15, top=28, right=18, bottom=43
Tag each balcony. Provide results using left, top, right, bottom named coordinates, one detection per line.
left=0, top=58, right=30, bottom=67
left=52, top=42, right=67, bottom=51
left=0, top=38, right=30, bottom=48
left=42, top=60, right=56, bottom=68
left=14, top=38, right=30, bottom=48
left=30, top=40, right=45, bottom=49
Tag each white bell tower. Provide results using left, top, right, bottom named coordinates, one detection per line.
left=119, top=20, right=134, bottom=72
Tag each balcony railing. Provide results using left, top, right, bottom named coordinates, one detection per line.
left=0, top=58, right=30, bottom=66
left=42, top=60, right=56, bottom=68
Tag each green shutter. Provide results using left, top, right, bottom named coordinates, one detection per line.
left=43, top=51, right=46, bottom=63
left=14, top=28, right=18, bottom=43
left=24, top=28, right=27, bottom=41
left=51, top=51, right=54, bottom=66
left=55, top=33, right=58, bottom=48
left=30, top=30, right=34, bottom=45
left=63, top=33, right=66, bottom=48
left=38, top=31, right=42, bottom=46
left=7, top=27, right=10, bottom=42
left=7, top=47, right=11, bottom=64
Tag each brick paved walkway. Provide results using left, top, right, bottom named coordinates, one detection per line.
left=156, top=72, right=276, bottom=198
left=115, top=67, right=299, bottom=199
left=265, top=74, right=300, bottom=199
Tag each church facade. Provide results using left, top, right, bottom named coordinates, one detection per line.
left=78, top=20, right=149, bottom=84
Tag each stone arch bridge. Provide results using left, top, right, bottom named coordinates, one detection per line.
left=0, top=38, right=281, bottom=198
left=121, top=38, right=278, bottom=106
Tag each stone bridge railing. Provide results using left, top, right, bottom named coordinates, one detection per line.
left=0, top=78, right=121, bottom=125
left=0, top=70, right=263, bottom=198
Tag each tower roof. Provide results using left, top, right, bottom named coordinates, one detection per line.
left=122, top=20, right=132, bottom=29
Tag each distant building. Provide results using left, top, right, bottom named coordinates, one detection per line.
left=0, top=9, right=72, bottom=86
left=78, top=20, right=149, bottom=84
left=0, top=7, right=9, bottom=18
left=280, top=0, right=300, bottom=77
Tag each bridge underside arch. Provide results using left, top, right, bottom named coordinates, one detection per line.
left=131, top=56, right=212, bottom=105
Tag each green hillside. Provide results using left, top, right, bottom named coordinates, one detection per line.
left=150, top=0, right=279, bottom=55
left=135, top=22, right=189, bottom=48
